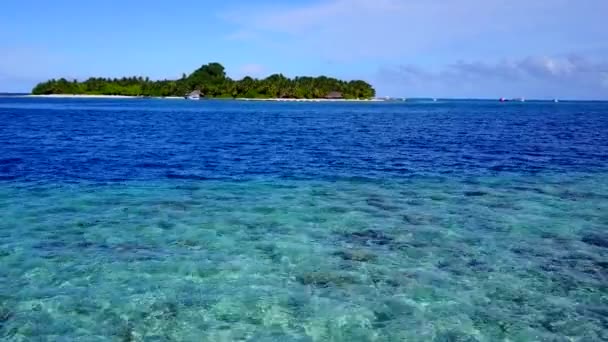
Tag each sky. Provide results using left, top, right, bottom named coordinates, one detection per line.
left=1, top=0, right=607, bottom=99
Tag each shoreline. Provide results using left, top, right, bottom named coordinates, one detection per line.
left=237, top=97, right=383, bottom=102
left=24, top=94, right=139, bottom=99
left=23, top=94, right=184, bottom=99
left=24, top=94, right=382, bottom=102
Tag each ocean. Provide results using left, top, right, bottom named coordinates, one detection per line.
left=0, top=97, right=607, bottom=340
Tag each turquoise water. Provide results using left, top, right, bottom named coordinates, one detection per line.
left=0, top=98, right=607, bottom=340
left=2, top=175, right=607, bottom=340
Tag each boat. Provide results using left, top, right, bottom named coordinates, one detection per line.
left=185, top=90, right=201, bottom=100
left=500, top=97, right=525, bottom=102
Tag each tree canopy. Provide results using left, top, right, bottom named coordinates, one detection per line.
left=32, top=63, right=376, bottom=99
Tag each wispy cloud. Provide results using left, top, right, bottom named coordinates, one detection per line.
left=220, top=0, right=608, bottom=98
left=222, top=0, right=608, bottom=61
left=376, top=55, right=608, bottom=99
left=224, top=29, right=260, bottom=41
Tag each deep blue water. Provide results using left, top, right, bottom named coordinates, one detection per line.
left=1, top=98, right=607, bottom=182
left=0, top=97, right=607, bottom=340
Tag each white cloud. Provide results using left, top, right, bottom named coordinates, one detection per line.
left=222, top=0, right=608, bottom=61
left=220, top=0, right=608, bottom=99
left=216, top=0, right=608, bottom=99
left=376, top=55, right=608, bottom=99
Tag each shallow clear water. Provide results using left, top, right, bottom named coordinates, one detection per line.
left=0, top=98, right=607, bottom=341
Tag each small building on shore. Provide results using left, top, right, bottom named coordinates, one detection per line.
left=325, top=91, right=343, bottom=99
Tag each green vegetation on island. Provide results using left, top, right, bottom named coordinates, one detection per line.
left=32, top=62, right=376, bottom=99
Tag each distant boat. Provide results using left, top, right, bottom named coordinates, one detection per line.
left=553, top=99, right=559, bottom=103
left=433, top=98, right=438, bottom=102
left=185, top=90, right=201, bottom=100
left=499, top=97, right=526, bottom=102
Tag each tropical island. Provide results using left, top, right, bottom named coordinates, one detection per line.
left=31, top=62, right=376, bottom=100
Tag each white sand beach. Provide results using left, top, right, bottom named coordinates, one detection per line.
left=25, top=94, right=191, bottom=100
left=25, top=94, right=138, bottom=99
left=24, top=94, right=384, bottom=102
left=236, top=98, right=383, bottom=102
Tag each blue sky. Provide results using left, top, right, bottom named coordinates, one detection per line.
left=1, top=0, right=607, bottom=99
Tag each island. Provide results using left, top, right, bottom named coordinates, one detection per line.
left=31, top=63, right=376, bottom=100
